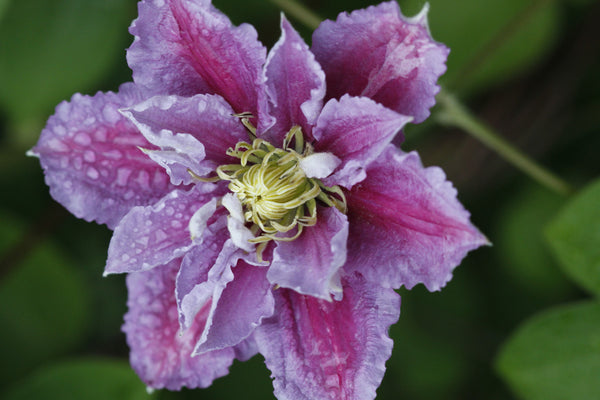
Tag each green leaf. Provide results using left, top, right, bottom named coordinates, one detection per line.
left=1, top=358, right=153, bottom=400
left=546, top=179, right=600, bottom=296
left=0, top=0, right=10, bottom=21
left=0, top=0, right=135, bottom=131
left=0, top=211, right=90, bottom=386
left=495, top=183, right=574, bottom=298
left=496, top=301, right=600, bottom=400
left=399, top=0, right=560, bottom=95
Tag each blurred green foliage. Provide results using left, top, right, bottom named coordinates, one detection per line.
left=0, top=212, right=90, bottom=387
left=1, top=0, right=599, bottom=399
left=546, top=179, right=600, bottom=297
left=496, top=301, right=600, bottom=400
left=0, top=0, right=136, bottom=146
left=494, top=184, right=573, bottom=299
left=2, top=359, right=154, bottom=400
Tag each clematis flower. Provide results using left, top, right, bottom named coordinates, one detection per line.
left=29, top=0, right=488, bottom=399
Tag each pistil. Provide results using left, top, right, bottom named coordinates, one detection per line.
left=215, top=117, right=346, bottom=244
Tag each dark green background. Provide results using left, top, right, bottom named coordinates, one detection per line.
left=1, top=0, right=599, bottom=399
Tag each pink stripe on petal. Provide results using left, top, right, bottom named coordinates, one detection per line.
left=312, top=2, right=449, bottom=124
left=345, top=146, right=489, bottom=291
left=262, top=15, right=326, bottom=144
left=30, top=83, right=173, bottom=229
left=123, top=259, right=235, bottom=390
left=255, top=273, right=400, bottom=400
left=128, top=0, right=267, bottom=116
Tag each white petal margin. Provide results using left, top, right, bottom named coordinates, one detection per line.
left=222, top=193, right=255, bottom=252
left=300, top=152, right=341, bottom=179
left=189, top=197, right=219, bottom=242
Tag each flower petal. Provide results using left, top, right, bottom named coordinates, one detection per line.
left=314, top=95, right=411, bottom=189
left=29, top=83, right=172, bottom=229
left=312, top=2, right=449, bottom=123
left=299, top=152, right=341, bottom=179
left=123, top=258, right=235, bottom=390
left=105, top=184, right=222, bottom=275
left=176, top=215, right=230, bottom=331
left=345, top=146, right=489, bottom=291
left=269, top=207, right=348, bottom=301
left=122, top=94, right=249, bottom=185
left=194, top=261, right=274, bottom=355
left=128, top=0, right=267, bottom=116
left=262, top=15, right=326, bottom=143
left=255, top=272, right=400, bottom=400
left=234, top=334, right=259, bottom=362
left=221, top=193, right=256, bottom=252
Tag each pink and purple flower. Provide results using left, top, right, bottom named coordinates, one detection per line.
left=30, top=1, right=487, bottom=399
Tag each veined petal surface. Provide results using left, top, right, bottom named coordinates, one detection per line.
left=105, top=184, right=222, bottom=275
left=345, top=146, right=489, bottom=291
left=128, top=0, right=268, bottom=117
left=30, top=83, right=172, bottom=229
left=123, top=259, right=235, bottom=390
left=269, top=207, right=348, bottom=301
left=176, top=216, right=230, bottom=331
left=194, top=260, right=274, bottom=355
left=262, top=15, right=326, bottom=144
left=255, top=273, right=400, bottom=400
left=122, top=94, right=248, bottom=184
left=312, top=2, right=449, bottom=123
left=314, top=95, right=411, bottom=189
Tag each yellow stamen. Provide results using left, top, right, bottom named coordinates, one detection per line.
left=216, top=122, right=346, bottom=244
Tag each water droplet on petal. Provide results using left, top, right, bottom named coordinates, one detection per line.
left=124, top=190, right=135, bottom=200
left=74, top=133, right=92, bottom=145
left=48, top=138, right=69, bottom=152
left=73, top=157, right=83, bottom=170
left=117, top=168, right=132, bottom=186
left=154, top=229, right=168, bottom=242
left=104, top=150, right=123, bottom=160
left=102, top=104, right=121, bottom=124
left=83, top=150, right=96, bottom=162
left=86, top=167, right=99, bottom=180
left=136, top=170, right=150, bottom=189
left=95, top=128, right=107, bottom=142
left=171, top=220, right=182, bottom=229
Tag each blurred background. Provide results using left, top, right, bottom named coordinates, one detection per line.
left=0, top=0, right=599, bottom=399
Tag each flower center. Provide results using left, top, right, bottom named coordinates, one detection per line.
left=214, top=116, right=345, bottom=244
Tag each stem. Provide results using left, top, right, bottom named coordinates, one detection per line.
left=436, top=89, right=573, bottom=196
left=270, top=0, right=321, bottom=30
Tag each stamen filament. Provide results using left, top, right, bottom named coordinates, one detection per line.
left=216, top=120, right=347, bottom=246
